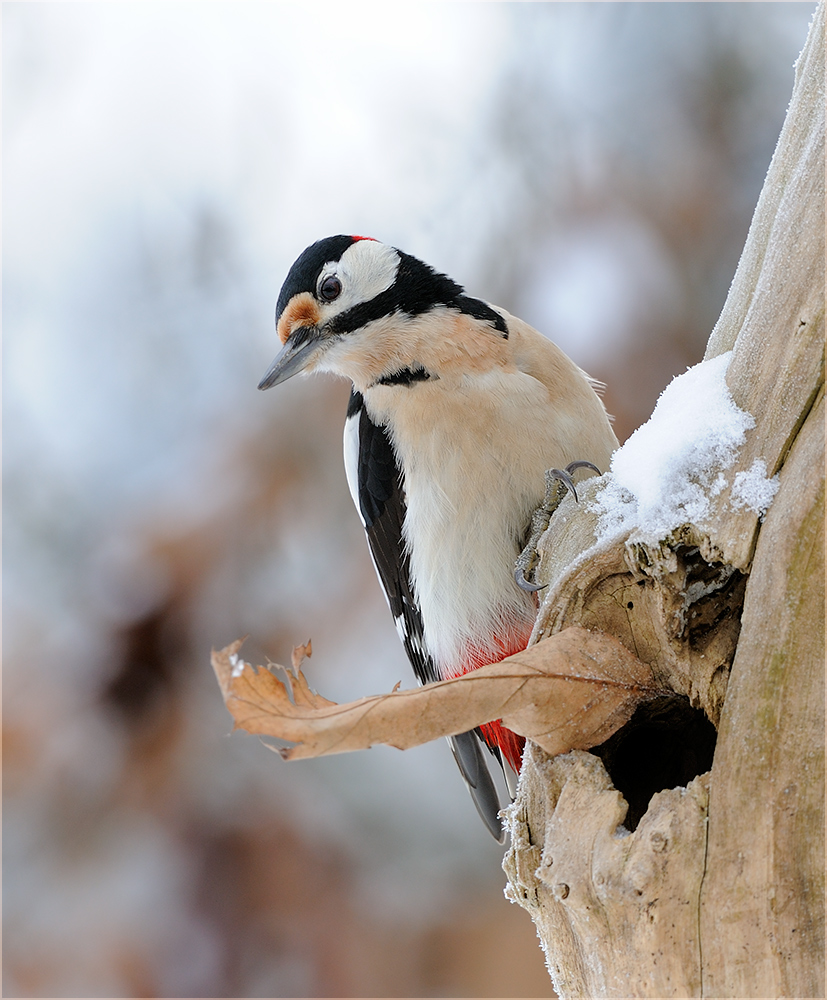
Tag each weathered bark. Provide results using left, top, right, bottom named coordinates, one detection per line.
left=503, top=6, right=825, bottom=997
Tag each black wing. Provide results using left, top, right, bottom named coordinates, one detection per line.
left=345, top=389, right=436, bottom=686
left=344, top=389, right=504, bottom=841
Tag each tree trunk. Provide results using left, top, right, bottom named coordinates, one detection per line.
left=502, top=6, right=825, bottom=997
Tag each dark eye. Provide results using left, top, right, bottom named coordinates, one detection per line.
left=319, top=275, right=342, bottom=301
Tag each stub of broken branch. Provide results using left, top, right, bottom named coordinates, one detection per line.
left=211, top=626, right=662, bottom=761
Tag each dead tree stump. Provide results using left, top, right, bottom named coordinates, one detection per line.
left=503, top=7, right=825, bottom=996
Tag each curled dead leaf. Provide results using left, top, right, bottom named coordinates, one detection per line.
left=291, top=640, right=312, bottom=672
left=211, top=627, right=662, bottom=760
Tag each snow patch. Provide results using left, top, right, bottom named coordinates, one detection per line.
left=730, top=459, right=779, bottom=517
left=592, top=352, right=763, bottom=540
left=228, top=652, right=247, bottom=678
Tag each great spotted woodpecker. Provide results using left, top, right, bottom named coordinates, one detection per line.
left=259, top=235, right=618, bottom=840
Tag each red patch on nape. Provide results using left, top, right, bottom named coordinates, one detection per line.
left=350, top=235, right=377, bottom=242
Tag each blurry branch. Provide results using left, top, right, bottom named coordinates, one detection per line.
left=504, top=6, right=824, bottom=997
left=212, top=628, right=660, bottom=761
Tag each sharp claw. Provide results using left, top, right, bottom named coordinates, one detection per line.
left=565, top=460, right=601, bottom=477
left=515, top=565, right=547, bottom=592
left=547, top=468, right=578, bottom=504
left=515, top=461, right=602, bottom=595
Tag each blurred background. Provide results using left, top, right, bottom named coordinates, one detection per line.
left=3, top=3, right=816, bottom=997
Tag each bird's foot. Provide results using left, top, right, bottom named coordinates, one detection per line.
left=515, top=461, right=602, bottom=592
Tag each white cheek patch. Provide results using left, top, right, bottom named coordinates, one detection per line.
left=319, top=240, right=401, bottom=317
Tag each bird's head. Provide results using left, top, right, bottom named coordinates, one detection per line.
left=258, top=235, right=507, bottom=391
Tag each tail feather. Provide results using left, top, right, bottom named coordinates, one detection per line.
left=480, top=720, right=525, bottom=774
left=444, top=632, right=531, bottom=838
left=449, top=731, right=505, bottom=842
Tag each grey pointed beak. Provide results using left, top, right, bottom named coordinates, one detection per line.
left=257, top=328, right=322, bottom=390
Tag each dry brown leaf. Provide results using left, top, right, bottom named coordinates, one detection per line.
left=291, top=640, right=311, bottom=672
left=211, top=627, right=662, bottom=760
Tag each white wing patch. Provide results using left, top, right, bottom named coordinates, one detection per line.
left=343, top=411, right=364, bottom=526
